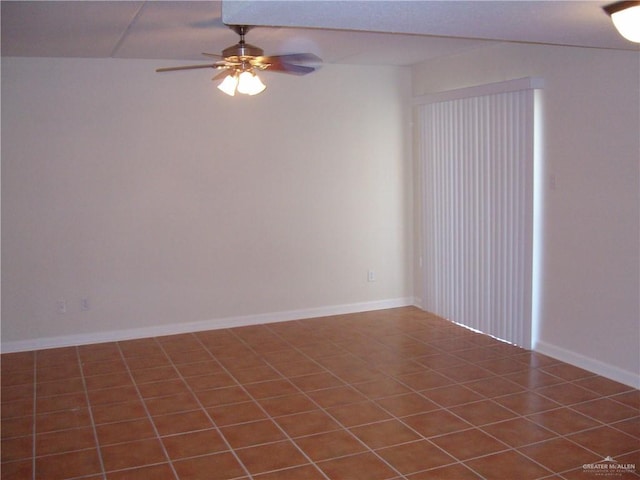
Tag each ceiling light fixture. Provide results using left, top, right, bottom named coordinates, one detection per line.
left=216, top=68, right=266, bottom=96
left=603, top=1, right=640, bottom=43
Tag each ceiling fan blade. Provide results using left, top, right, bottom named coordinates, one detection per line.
left=267, top=62, right=316, bottom=75
left=201, top=52, right=224, bottom=59
left=262, top=53, right=322, bottom=64
left=156, top=63, right=223, bottom=73
left=212, top=69, right=232, bottom=81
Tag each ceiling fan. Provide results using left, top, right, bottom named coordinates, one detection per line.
left=156, top=24, right=322, bottom=96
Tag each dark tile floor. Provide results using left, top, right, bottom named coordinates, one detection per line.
left=1, top=307, right=638, bottom=479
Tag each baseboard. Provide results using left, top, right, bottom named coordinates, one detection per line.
left=535, top=340, right=640, bottom=389
left=0, top=297, right=414, bottom=354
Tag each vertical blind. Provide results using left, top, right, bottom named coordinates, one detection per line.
left=417, top=80, right=539, bottom=349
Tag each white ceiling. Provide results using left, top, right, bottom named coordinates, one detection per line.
left=1, top=1, right=637, bottom=68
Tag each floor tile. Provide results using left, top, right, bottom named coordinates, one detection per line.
left=174, top=360, right=224, bottom=377
left=306, top=385, right=368, bottom=408
left=100, top=438, right=167, bottom=471
left=449, top=400, right=517, bottom=426
left=173, top=451, right=247, bottom=479
left=230, top=365, right=283, bottom=384
left=293, top=429, right=367, bottom=461
left=2, top=385, right=34, bottom=403
left=1, top=415, right=33, bottom=439
left=129, top=365, right=179, bottom=384
left=195, top=385, right=252, bottom=407
left=289, top=372, right=345, bottom=392
left=35, top=408, right=91, bottom=433
left=161, top=428, right=229, bottom=460
left=35, top=427, right=97, bottom=455
left=106, top=463, right=178, bottom=480
left=235, top=440, right=309, bottom=475
left=407, top=463, right=482, bottom=479
left=84, top=372, right=133, bottom=390
left=243, top=378, right=299, bottom=399
left=36, top=392, right=87, bottom=413
left=466, top=449, right=553, bottom=479
left=34, top=448, right=102, bottom=480
left=402, top=409, right=472, bottom=437
left=220, top=419, right=287, bottom=448
left=573, top=375, right=635, bottom=396
left=567, top=425, right=639, bottom=457
left=184, top=372, right=237, bottom=391
left=429, top=428, right=509, bottom=460
left=144, top=392, right=200, bottom=416
left=492, top=391, right=561, bottom=415
left=434, top=364, right=493, bottom=383
left=504, top=369, right=565, bottom=389
left=152, top=409, right=213, bottom=436
left=571, top=397, right=639, bottom=423
left=137, top=379, right=191, bottom=399
left=1, top=435, right=33, bottom=462
left=124, top=354, right=172, bottom=370
left=376, top=439, right=456, bottom=474
left=526, top=407, right=601, bottom=435
left=420, top=385, right=484, bottom=408
left=91, top=400, right=147, bottom=424
left=252, top=464, right=327, bottom=479
left=0, top=458, right=33, bottom=480
left=274, top=410, right=342, bottom=438
left=463, top=376, right=525, bottom=398
left=480, top=417, right=558, bottom=447
left=95, top=418, right=156, bottom=445
left=1, top=399, right=34, bottom=419
left=207, top=401, right=268, bottom=426
left=257, top=393, right=318, bottom=417
left=611, top=390, right=640, bottom=409
left=541, top=363, right=596, bottom=381
left=535, top=382, right=601, bottom=405
left=611, top=416, right=640, bottom=439
left=397, top=370, right=454, bottom=390
left=350, top=419, right=421, bottom=449
left=81, top=359, right=129, bottom=377
left=374, top=392, right=440, bottom=417
left=86, top=385, right=140, bottom=405
left=317, top=451, right=399, bottom=480
left=518, top=437, right=599, bottom=473
left=326, top=400, right=392, bottom=427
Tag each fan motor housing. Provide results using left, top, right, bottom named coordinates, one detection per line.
left=223, top=42, right=264, bottom=59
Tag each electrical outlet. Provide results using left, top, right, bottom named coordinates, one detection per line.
left=367, top=270, right=376, bottom=282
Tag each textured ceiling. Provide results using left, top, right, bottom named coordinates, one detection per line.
left=1, top=1, right=637, bottom=68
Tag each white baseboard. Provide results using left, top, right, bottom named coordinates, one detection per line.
left=535, top=340, right=640, bottom=390
left=1, top=297, right=414, bottom=354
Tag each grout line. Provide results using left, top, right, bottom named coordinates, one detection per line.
left=155, top=334, right=257, bottom=480
left=75, top=346, right=107, bottom=480
left=114, top=340, right=180, bottom=480
left=32, top=352, right=37, bottom=480
left=4, top=310, right=639, bottom=480
left=229, top=327, right=407, bottom=477
left=192, top=330, right=332, bottom=480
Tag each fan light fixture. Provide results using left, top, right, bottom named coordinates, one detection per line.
left=603, top=1, right=640, bottom=43
left=217, top=69, right=266, bottom=96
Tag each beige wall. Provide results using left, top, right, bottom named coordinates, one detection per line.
left=1, top=57, right=413, bottom=347
left=412, top=43, right=640, bottom=386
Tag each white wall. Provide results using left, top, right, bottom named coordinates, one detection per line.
left=1, top=57, right=413, bottom=348
left=412, top=43, right=640, bottom=387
